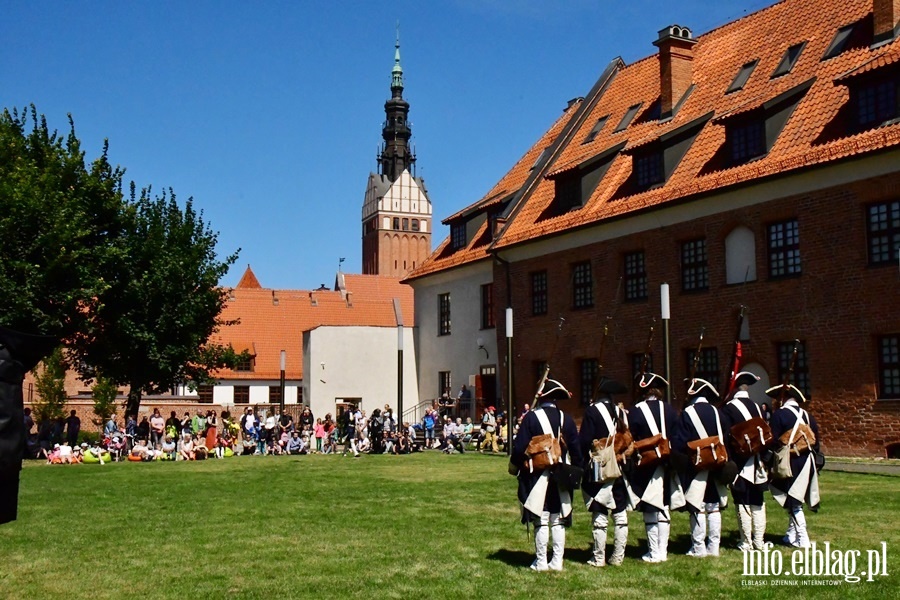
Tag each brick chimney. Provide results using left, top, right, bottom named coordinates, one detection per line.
left=873, top=0, right=900, bottom=45
left=653, top=25, right=698, bottom=118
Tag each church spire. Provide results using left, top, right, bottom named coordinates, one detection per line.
left=379, top=27, right=414, bottom=183
left=391, top=26, right=403, bottom=95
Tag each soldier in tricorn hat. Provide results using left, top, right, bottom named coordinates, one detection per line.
left=510, top=379, right=582, bottom=571
left=628, top=373, right=681, bottom=563
left=579, top=377, right=631, bottom=567
left=675, top=378, right=729, bottom=558
left=721, top=371, right=769, bottom=551
left=766, top=383, right=820, bottom=548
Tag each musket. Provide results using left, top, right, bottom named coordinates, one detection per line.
left=722, top=305, right=747, bottom=400
left=688, top=327, right=705, bottom=381
left=588, top=317, right=613, bottom=403
left=533, top=316, right=566, bottom=402
left=638, top=320, right=655, bottom=381
left=776, top=339, right=801, bottom=410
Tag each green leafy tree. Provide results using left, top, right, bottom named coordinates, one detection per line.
left=0, top=106, right=125, bottom=341
left=82, top=185, right=240, bottom=416
left=91, top=375, right=118, bottom=431
left=31, top=347, right=68, bottom=425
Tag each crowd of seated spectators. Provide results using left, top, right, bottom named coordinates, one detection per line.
left=25, top=401, right=522, bottom=465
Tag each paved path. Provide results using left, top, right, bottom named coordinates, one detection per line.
left=824, top=460, right=900, bottom=476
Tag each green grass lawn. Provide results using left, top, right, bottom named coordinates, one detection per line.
left=1, top=453, right=898, bottom=599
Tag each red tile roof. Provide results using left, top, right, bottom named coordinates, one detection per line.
left=235, top=265, right=262, bottom=289
left=490, top=0, right=900, bottom=249
left=405, top=101, right=583, bottom=280
left=211, top=275, right=413, bottom=380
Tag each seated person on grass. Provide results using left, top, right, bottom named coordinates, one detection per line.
left=161, top=435, right=177, bottom=460
left=180, top=434, right=195, bottom=461
left=58, top=442, right=74, bottom=464
left=287, top=431, right=303, bottom=455
left=194, top=436, right=209, bottom=460
left=131, top=438, right=150, bottom=461
left=89, top=442, right=107, bottom=465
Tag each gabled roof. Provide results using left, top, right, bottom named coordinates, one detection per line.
left=491, top=0, right=900, bottom=249
left=211, top=274, right=413, bottom=380
left=403, top=100, right=583, bottom=281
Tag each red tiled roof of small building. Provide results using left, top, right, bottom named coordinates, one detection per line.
left=235, top=265, right=262, bottom=289
left=212, top=274, right=413, bottom=380
left=490, top=0, right=900, bottom=249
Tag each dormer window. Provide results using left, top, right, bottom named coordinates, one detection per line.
left=728, top=118, right=766, bottom=163
left=713, top=78, right=815, bottom=168
left=530, top=147, right=550, bottom=171
left=450, top=222, right=466, bottom=250
left=583, top=116, right=609, bottom=144
left=771, top=42, right=806, bottom=78
left=634, top=152, right=664, bottom=189
left=614, top=103, right=643, bottom=132
left=822, top=24, right=855, bottom=60
left=726, top=60, right=759, bottom=93
left=620, top=112, right=711, bottom=195
left=854, top=78, right=898, bottom=129
left=542, top=143, right=624, bottom=219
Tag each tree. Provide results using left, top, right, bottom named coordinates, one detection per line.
left=80, top=185, right=240, bottom=416
left=91, top=375, right=118, bottom=431
left=0, top=106, right=126, bottom=342
left=31, top=347, right=68, bottom=425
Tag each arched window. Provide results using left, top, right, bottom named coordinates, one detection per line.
left=725, top=226, right=757, bottom=284
left=392, top=217, right=400, bottom=230
left=411, top=219, right=419, bottom=231
left=402, top=218, right=409, bottom=230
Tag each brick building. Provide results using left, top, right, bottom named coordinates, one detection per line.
left=407, top=0, right=900, bottom=456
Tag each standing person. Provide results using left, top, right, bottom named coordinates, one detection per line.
left=65, top=410, right=81, bottom=448
left=422, top=409, right=436, bottom=449
left=766, top=384, right=820, bottom=548
left=580, top=378, right=631, bottom=568
left=628, top=373, right=682, bottom=563
left=383, top=406, right=396, bottom=434
left=457, top=384, right=472, bottom=417
left=313, top=419, right=325, bottom=453
left=205, top=410, right=218, bottom=454
left=480, top=406, right=498, bottom=454
left=299, top=406, right=314, bottom=433
left=368, top=409, right=384, bottom=454
left=165, top=411, right=180, bottom=440
left=192, top=410, right=206, bottom=436
left=675, top=378, right=730, bottom=558
left=721, top=372, right=769, bottom=551
left=149, top=408, right=165, bottom=447
left=240, top=407, right=256, bottom=435
left=137, top=416, right=150, bottom=441
left=341, top=405, right=360, bottom=457
left=511, top=380, right=582, bottom=572
left=279, top=410, right=294, bottom=438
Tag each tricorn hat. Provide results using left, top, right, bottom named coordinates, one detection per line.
left=539, top=379, right=572, bottom=401
left=765, top=383, right=807, bottom=404
left=686, top=377, right=720, bottom=398
left=596, top=377, right=628, bottom=396
left=638, top=372, right=669, bottom=389
left=733, top=371, right=761, bottom=388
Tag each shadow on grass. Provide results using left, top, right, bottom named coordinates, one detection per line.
left=486, top=548, right=533, bottom=568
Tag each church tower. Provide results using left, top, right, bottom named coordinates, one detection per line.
left=361, top=33, right=432, bottom=277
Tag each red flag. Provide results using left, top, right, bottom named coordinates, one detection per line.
left=727, top=341, right=742, bottom=396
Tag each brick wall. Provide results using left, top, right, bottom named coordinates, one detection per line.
left=493, top=172, right=900, bottom=457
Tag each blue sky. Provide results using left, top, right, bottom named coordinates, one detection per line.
left=1, top=0, right=764, bottom=289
